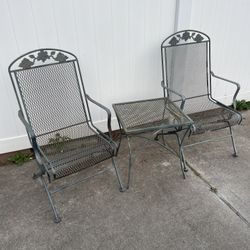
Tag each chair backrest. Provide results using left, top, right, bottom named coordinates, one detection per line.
left=9, top=49, right=91, bottom=139
left=161, top=30, right=211, bottom=100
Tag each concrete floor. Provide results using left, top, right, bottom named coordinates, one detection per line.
left=1, top=111, right=250, bottom=250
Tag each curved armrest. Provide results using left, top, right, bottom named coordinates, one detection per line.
left=211, top=71, right=240, bottom=109
left=18, top=110, right=47, bottom=173
left=86, top=95, right=112, bottom=138
left=161, top=81, right=186, bottom=110
left=18, top=110, right=38, bottom=151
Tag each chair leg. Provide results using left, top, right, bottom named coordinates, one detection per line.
left=111, top=158, right=126, bottom=192
left=175, top=132, right=187, bottom=179
left=126, top=136, right=133, bottom=190
left=228, top=125, right=238, bottom=157
left=40, top=176, right=61, bottom=223
left=161, top=131, right=166, bottom=145
left=117, top=135, right=132, bottom=190
left=33, top=170, right=44, bottom=179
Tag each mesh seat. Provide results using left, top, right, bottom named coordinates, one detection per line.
left=31, top=122, right=115, bottom=179
left=189, top=106, right=241, bottom=134
left=41, top=133, right=114, bottom=179
left=176, top=96, right=242, bottom=134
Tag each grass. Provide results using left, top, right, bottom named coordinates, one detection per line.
left=8, top=152, right=33, bottom=165
left=48, top=133, right=71, bottom=152
left=234, top=100, right=250, bottom=111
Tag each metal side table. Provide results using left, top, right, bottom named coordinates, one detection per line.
left=113, top=97, right=193, bottom=189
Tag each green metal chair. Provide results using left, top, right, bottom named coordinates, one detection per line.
left=9, top=49, right=125, bottom=223
left=158, top=30, right=242, bottom=156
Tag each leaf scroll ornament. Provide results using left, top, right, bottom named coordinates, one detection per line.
left=37, top=50, right=50, bottom=62
left=169, top=36, right=179, bottom=46
left=168, top=31, right=206, bottom=46
left=193, top=34, right=204, bottom=43
left=18, top=50, right=70, bottom=69
left=19, top=58, right=34, bottom=69
left=182, top=31, right=191, bottom=41
left=54, top=52, right=68, bottom=62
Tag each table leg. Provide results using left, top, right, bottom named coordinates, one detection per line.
left=174, top=127, right=191, bottom=178
left=126, top=135, right=133, bottom=189
left=175, top=132, right=187, bottom=179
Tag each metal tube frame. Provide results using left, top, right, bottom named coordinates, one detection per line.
left=178, top=121, right=238, bottom=158
left=160, top=30, right=242, bottom=157
left=8, top=48, right=126, bottom=223
left=118, top=126, right=192, bottom=189
left=35, top=156, right=125, bottom=223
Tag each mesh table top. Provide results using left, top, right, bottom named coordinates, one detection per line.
left=113, top=97, right=193, bottom=134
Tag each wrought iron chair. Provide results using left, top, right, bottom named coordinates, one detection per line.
left=158, top=30, right=242, bottom=156
left=9, top=49, right=125, bottom=223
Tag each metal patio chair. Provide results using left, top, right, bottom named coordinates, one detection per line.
left=9, top=49, right=125, bottom=223
left=157, top=30, right=242, bottom=156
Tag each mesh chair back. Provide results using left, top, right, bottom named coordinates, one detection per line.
left=9, top=49, right=90, bottom=138
left=161, top=30, right=211, bottom=100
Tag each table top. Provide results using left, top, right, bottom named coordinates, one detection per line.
left=113, top=97, right=193, bottom=134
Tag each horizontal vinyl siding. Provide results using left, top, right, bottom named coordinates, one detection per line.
left=0, top=0, right=176, bottom=153
left=188, top=0, right=250, bottom=102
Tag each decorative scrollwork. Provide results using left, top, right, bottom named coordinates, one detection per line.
left=19, top=50, right=69, bottom=69
left=168, top=31, right=207, bottom=46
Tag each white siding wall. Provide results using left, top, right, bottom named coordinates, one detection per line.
left=1, top=0, right=250, bottom=153
left=0, top=0, right=176, bottom=153
left=177, top=0, right=250, bottom=103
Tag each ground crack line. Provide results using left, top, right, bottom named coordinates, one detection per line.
left=186, top=161, right=250, bottom=229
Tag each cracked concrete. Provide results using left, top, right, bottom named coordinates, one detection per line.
left=1, top=111, right=250, bottom=249
left=184, top=111, right=250, bottom=227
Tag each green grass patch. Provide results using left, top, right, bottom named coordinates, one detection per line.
left=233, top=100, right=250, bottom=111
left=8, top=152, right=33, bottom=165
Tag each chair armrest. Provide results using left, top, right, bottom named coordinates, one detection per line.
left=18, top=109, right=45, bottom=161
left=211, top=71, right=240, bottom=109
left=86, top=95, right=112, bottom=137
left=18, top=110, right=48, bottom=173
left=161, top=81, right=186, bottom=110
left=18, top=110, right=38, bottom=149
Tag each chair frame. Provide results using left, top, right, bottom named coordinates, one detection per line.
left=158, top=30, right=242, bottom=156
left=9, top=48, right=125, bottom=223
